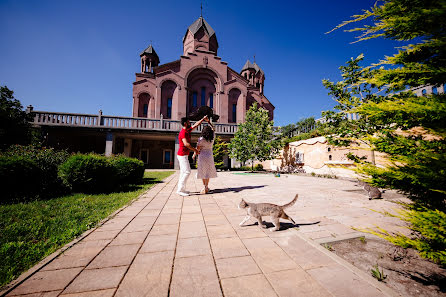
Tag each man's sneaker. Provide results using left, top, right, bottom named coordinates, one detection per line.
left=176, top=191, right=189, bottom=196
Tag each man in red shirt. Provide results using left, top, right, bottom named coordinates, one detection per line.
left=177, top=115, right=208, bottom=196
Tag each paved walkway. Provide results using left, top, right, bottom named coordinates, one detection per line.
left=4, top=171, right=407, bottom=297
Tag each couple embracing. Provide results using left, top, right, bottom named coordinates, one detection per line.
left=176, top=115, right=217, bottom=196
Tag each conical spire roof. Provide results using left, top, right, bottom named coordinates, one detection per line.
left=241, top=60, right=255, bottom=72
left=253, top=62, right=264, bottom=75
left=140, top=44, right=158, bottom=57
left=185, top=16, right=215, bottom=39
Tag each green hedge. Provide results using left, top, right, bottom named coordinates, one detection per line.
left=0, top=156, right=41, bottom=202
left=0, top=146, right=70, bottom=202
left=109, top=155, right=145, bottom=185
left=58, top=154, right=145, bottom=193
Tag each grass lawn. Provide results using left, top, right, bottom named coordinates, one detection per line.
left=0, top=171, right=174, bottom=289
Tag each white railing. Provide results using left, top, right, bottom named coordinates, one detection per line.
left=30, top=110, right=239, bottom=134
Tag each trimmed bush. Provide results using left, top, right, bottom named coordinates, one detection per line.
left=0, top=156, right=41, bottom=202
left=58, top=154, right=116, bottom=193
left=109, top=155, right=144, bottom=185
left=4, top=145, right=70, bottom=197
left=254, top=164, right=264, bottom=171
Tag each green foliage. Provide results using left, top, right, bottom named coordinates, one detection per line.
left=213, top=136, right=228, bottom=169
left=0, top=145, right=70, bottom=202
left=370, top=264, right=387, bottom=282
left=322, top=0, right=446, bottom=210
left=322, top=243, right=334, bottom=251
left=0, top=86, right=32, bottom=150
left=358, top=207, right=446, bottom=266
left=0, top=156, right=41, bottom=202
left=229, top=102, right=282, bottom=171
left=109, top=155, right=145, bottom=185
left=324, top=0, right=446, bottom=264
left=58, top=154, right=116, bottom=193
left=254, top=163, right=264, bottom=171
left=0, top=171, right=174, bottom=288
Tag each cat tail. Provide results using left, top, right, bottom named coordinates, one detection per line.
left=283, top=194, right=299, bottom=208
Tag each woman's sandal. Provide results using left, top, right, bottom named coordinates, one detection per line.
left=200, top=188, right=207, bottom=194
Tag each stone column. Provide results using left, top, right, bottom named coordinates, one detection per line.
left=220, top=91, right=229, bottom=123
left=174, top=136, right=180, bottom=169
left=176, top=86, right=187, bottom=120
left=155, top=86, right=161, bottom=119
left=105, top=131, right=113, bottom=156
left=123, top=138, right=132, bottom=157
left=237, top=93, right=246, bottom=123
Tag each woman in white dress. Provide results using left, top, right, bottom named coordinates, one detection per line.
left=194, top=120, right=217, bottom=194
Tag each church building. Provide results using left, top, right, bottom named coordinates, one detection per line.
left=28, top=16, right=275, bottom=169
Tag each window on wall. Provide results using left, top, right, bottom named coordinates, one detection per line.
left=433, top=87, right=438, bottom=95
left=167, top=98, right=172, bottom=119
left=232, top=104, right=237, bottom=123
left=193, top=92, right=197, bottom=107
left=163, top=149, right=172, bottom=164
left=210, top=93, right=213, bottom=108
left=140, top=149, right=149, bottom=165
left=143, top=104, right=148, bottom=117
left=201, top=87, right=206, bottom=106
left=422, top=89, right=427, bottom=96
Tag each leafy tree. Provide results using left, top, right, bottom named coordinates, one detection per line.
left=323, top=0, right=446, bottom=210
left=323, top=0, right=446, bottom=264
left=0, top=86, right=31, bottom=150
left=229, top=102, right=281, bottom=171
left=213, top=136, right=228, bottom=169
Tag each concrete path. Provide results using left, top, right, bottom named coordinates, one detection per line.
left=4, top=171, right=407, bottom=297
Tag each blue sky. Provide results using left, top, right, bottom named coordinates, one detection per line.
left=0, top=0, right=403, bottom=126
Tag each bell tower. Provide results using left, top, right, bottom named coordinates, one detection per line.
left=140, top=45, right=160, bottom=73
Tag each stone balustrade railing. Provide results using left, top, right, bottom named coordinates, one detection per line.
left=29, top=110, right=240, bottom=135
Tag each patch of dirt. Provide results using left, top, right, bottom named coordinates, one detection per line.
left=329, top=237, right=446, bottom=297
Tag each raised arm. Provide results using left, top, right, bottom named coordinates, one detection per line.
left=191, top=116, right=208, bottom=131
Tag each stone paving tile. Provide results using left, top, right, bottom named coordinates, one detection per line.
left=178, top=221, right=207, bottom=238
left=17, top=291, right=62, bottom=297
left=249, top=249, right=298, bottom=274
left=148, top=224, right=178, bottom=235
left=203, top=214, right=227, bottom=225
left=170, top=255, right=223, bottom=297
left=221, top=274, right=277, bottom=297
left=140, top=234, right=177, bottom=253
left=8, top=268, right=82, bottom=296
left=236, top=227, right=268, bottom=239
left=86, top=244, right=140, bottom=269
left=210, top=237, right=249, bottom=259
left=215, top=256, right=261, bottom=279
left=99, top=218, right=132, bottom=231
left=63, top=266, right=127, bottom=294
left=180, top=212, right=203, bottom=222
left=242, top=237, right=278, bottom=251
left=137, top=209, right=161, bottom=217
left=109, top=231, right=148, bottom=246
left=181, top=206, right=202, bottom=213
left=121, top=217, right=157, bottom=233
left=266, top=268, right=332, bottom=297
left=42, top=240, right=110, bottom=271
left=176, top=236, right=211, bottom=258
left=201, top=207, right=223, bottom=215
left=307, top=264, right=386, bottom=297
left=207, top=224, right=237, bottom=239
left=115, top=251, right=174, bottom=297
left=156, top=213, right=181, bottom=225
left=160, top=208, right=182, bottom=214
left=83, top=230, right=120, bottom=241
left=60, top=289, right=115, bottom=297
left=272, top=235, right=336, bottom=270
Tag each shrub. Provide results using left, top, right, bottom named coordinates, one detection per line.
left=109, top=155, right=144, bottom=185
left=0, top=156, right=41, bottom=202
left=357, top=207, right=446, bottom=266
left=0, top=145, right=70, bottom=202
left=58, top=154, right=116, bottom=193
left=4, top=145, right=70, bottom=197
left=254, top=164, right=264, bottom=171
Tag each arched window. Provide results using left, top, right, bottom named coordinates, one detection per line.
left=327, top=147, right=331, bottom=152
left=329, top=155, right=332, bottom=161
left=209, top=93, right=214, bottom=108
left=422, top=89, right=427, bottom=96
left=433, top=87, right=438, bottom=95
